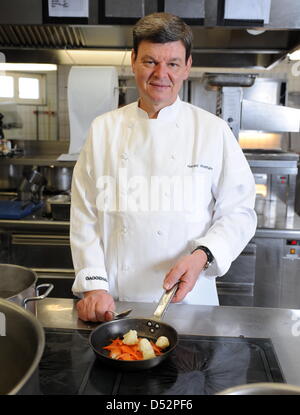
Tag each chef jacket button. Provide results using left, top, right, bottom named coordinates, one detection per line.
left=122, top=226, right=128, bottom=233
left=122, top=265, right=129, bottom=271
left=157, top=230, right=163, bottom=236
left=121, top=152, right=128, bottom=160
left=171, top=154, right=175, bottom=160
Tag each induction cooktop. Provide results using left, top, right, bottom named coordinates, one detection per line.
left=38, top=328, right=285, bottom=395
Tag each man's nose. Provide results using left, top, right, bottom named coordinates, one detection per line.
left=154, top=63, right=168, bottom=78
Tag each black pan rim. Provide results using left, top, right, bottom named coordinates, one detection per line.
left=88, top=317, right=178, bottom=365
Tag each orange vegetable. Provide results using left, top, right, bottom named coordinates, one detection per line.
left=102, top=336, right=164, bottom=360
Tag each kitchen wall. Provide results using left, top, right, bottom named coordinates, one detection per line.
left=2, top=57, right=300, bottom=151
left=2, top=70, right=58, bottom=141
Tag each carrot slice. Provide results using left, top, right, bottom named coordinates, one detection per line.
left=118, top=353, right=134, bottom=361
left=102, top=336, right=165, bottom=360
left=150, top=341, right=163, bottom=355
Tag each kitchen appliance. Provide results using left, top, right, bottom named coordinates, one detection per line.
left=90, top=286, right=178, bottom=371
left=0, top=167, right=45, bottom=219
left=0, top=298, right=45, bottom=395
left=201, top=73, right=300, bottom=139
left=217, top=382, right=300, bottom=395
left=244, top=149, right=299, bottom=218
left=39, top=166, right=72, bottom=193
left=0, top=263, right=53, bottom=314
left=46, top=193, right=71, bottom=221
left=38, top=328, right=285, bottom=395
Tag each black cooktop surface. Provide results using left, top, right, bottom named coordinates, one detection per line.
left=38, top=328, right=285, bottom=395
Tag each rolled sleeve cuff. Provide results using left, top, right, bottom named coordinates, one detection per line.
left=72, top=267, right=109, bottom=298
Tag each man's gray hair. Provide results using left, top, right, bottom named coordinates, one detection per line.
left=133, top=13, right=193, bottom=62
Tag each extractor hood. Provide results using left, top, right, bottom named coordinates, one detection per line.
left=0, top=0, right=299, bottom=68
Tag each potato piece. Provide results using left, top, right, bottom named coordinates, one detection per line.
left=139, top=338, right=156, bottom=360
left=155, top=336, right=170, bottom=350
left=122, top=329, right=138, bottom=345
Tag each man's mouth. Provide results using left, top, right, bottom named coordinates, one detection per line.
left=149, top=83, right=170, bottom=88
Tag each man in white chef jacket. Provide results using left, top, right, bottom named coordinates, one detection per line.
left=70, top=13, right=257, bottom=322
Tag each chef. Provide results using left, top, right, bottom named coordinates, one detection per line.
left=70, top=12, right=257, bottom=322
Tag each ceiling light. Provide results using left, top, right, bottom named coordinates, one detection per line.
left=0, top=63, right=57, bottom=71
left=288, top=49, right=300, bottom=61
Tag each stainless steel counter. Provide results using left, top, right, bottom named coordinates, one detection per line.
left=37, top=298, right=300, bottom=387
left=0, top=156, right=75, bottom=167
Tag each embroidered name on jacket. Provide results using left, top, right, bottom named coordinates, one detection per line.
left=187, top=164, right=213, bottom=170
left=85, top=276, right=108, bottom=282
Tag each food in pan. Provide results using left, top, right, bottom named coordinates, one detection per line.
left=102, top=329, right=170, bottom=361
left=139, top=338, right=156, bottom=360
left=122, top=329, right=139, bottom=345
left=155, top=336, right=170, bottom=349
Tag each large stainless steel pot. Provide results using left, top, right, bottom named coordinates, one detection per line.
left=0, top=263, right=53, bottom=314
left=0, top=164, right=23, bottom=190
left=217, top=382, right=300, bottom=395
left=0, top=298, right=45, bottom=394
left=39, top=166, right=73, bottom=192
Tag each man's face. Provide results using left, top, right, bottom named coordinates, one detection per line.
left=131, top=40, right=192, bottom=114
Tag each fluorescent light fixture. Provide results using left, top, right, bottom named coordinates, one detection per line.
left=0, top=63, right=57, bottom=71
left=64, top=50, right=131, bottom=65
left=288, top=49, right=300, bottom=60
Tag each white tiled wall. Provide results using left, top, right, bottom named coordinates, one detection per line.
left=3, top=71, right=58, bottom=141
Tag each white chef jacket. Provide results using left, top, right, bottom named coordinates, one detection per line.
left=70, top=96, right=257, bottom=305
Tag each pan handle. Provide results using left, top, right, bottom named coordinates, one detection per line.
left=23, top=283, right=54, bottom=307
left=152, top=283, right=178, bottom=321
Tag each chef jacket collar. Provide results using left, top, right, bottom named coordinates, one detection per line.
left=135, top=96, right=181, bottom=121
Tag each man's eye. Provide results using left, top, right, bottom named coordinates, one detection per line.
left=144, top=60, right=155, bottom=65
left=169, top=63, right=179, bottom=68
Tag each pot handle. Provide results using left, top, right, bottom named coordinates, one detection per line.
left=152, top=283, right=178, bottom=321
left=23, top=283, right=54, bottom=307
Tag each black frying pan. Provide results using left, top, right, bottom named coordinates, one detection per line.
left=89, top=285, right=178, bottom=371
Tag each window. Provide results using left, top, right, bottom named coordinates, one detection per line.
left=0, top=75, right=14, bottom=97
left=0, top=72, right=46, bottom=104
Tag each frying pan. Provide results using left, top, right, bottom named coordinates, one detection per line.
left=89, top=285, right=178, bottom=370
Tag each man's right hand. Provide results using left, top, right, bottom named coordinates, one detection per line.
left=76, top=289, right=115, bottom=322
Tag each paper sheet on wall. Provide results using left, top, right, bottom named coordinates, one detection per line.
left=48, top=0, right=89, bottom=18
left=57, top=66, right=118, bottom=161
left=224, top=0, right=271, bottom=24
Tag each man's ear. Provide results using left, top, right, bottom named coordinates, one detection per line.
left=184, top=55, right=192, bottom=80
left=131, top=49, right=136, bottom=73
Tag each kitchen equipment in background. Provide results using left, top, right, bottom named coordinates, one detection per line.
left=217, top=382, right=300, bottom=395
left=200, top=73, right=300, bottom=139
left=39, top=165, right=72, bottom=192
left=18, top=167, right=46, bottom=205
left=0, top=298, right=45, bottom=394
left=0, top=167, right=46, bottom=219
left=217, top=241, right=256, bottom=307
left=0, top=263, right=53, bottom=314
left=46, top=193, right=71, bottom=220
left=0, top=164, right=23, bottom=190
left=244, top=149, right=299, bottom=218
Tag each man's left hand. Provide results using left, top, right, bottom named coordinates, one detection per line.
left=163, top=250, right=208, bottom=302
